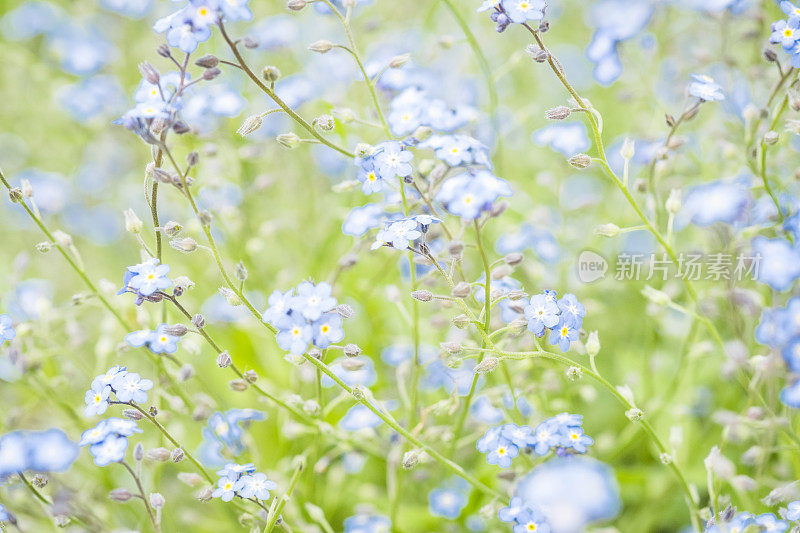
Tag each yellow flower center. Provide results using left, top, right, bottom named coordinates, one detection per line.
left=786, top=29, right=793, bottom=37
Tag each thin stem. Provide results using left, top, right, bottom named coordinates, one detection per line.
left=121, top=461, right=160, bottom=533
left=217, top=21, right=354, bottom=158
left=264, top=457, right=305, bottom=533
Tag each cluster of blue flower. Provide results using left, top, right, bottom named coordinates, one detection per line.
left=211, top=463, right=277, bottom=502
left=703, top=507, right=800, bottom=532
left=125, top=324, right=183, bottom=354
left=263, top=281, right=346, bottom=355
left=84, top=365, right=153, bottom=416
left=197, top=409, right=266, bottom=467
left=435, top=169, right=512, bottom=220
left=387, top=88, right=476, bottom=136
left=153, top=0, right=252, bottom=54
left=524, top=291, right=586, bottom=352
left=755, top=299, right=800, bottom=408
left=499, top=497, right=551, bottom=533
left=343, top=513, right=391, bottom=533
left=372, top=215, right=440, bottom=251
left=477, top=414, right=593, bottom=468
left=0, top=315, right=15, bottom=346
left=79, top=417, right=142, bottom=467
left=0, top=429, right=79, bottom=478
left=770, top=2, right=800, bottom=68
left=478, top=0, right=546, bottom=33
left=354, top=141, right=414, bottom=195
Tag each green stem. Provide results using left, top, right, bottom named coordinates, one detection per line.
left=264, top=456, right=305, bottom=533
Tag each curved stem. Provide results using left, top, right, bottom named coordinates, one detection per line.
left=121, top=461, right=160, bottom=533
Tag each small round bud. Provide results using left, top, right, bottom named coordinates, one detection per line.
left=568, top=153, right=591, bottom=169
left=149, top=406, right=158, bottom=417
left=219, top=287, right=242, bottom=306
left=186, top=151, right=199, bottom=167
left=163, top=324, right=188, bottom=337
left=178, top=364, right=194, bottom=382
left=332, top=107, right=355, bottom=124
left=244, top=370, right=258, bottom=382
left=191, top=314, right=206, bottom=328
left=351, top=386, right=365, bottom=401
left=452, top=314, right=470, bottom=328
left=411, top=290, right=433, bottom=302
left=110, top=488, right=133, bottom=502
left=525, top=44, right=549, bottom=62
left=235, top=262, right=248, bottom=282
left=171, top=448, right=185, bottom=463
left=336, top=304, right=354, bottom=319
left=441, top=342, right=461, bottom=354
left=277, top=132, right=301, bottom=149
left=229, top=379, right=248, bottom=391
left=625, top=408, right=644, bottom=421
left=659, top=453, right=673, bottom=465
left=402, top=451, right=419, bottom=470
left=341, top=358, right=365, bottom=371
left=763, top=48, right=778, bottom=62
left=195, top=54, right=219, bottom=68
left=474, top=357, right=499, bottom=374
left=197, top=210, right=212, bottom=227
left=343, top=343, right=361, bottom=357
left=177, top=473, right=203, bottom=487
left=202, top=67, right=221, bottom=81
left=157, top=44, right=171, bottom=58
left=217, top=351, right=232, bottom=368
left=35, top=242, right=52, bottom=253
left=8, top=188, right=23, bottom=203
left=308, top=40, right=333, bottom=54
left=149, top=493, right=165, bottom=510
left=287, top=0, right=307, bottom=10
left=303, top=400, right=320, bottom=415
left=134, top=443, right=144, bottom=462
left=262, top=65, right=281, bottom=82
left=545, top=106, right=571, bottom=120
left=162, top=221, right=181, bottom=237
left=243, top=36, right=259, bottom=49
left=566, top=366, right=582, bottom=381
left=313, top=114, right=335, bottom=131
left=504, top=252, right=523, bottom=266
left=764, top=131, right=779, bottom=145
left=451, top=282, right=471, bottom=298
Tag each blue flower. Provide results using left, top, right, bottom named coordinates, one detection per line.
left=275, top=313, right=313, bottom=355
left=216, top=462, right=257, bottom=480
left=262, top=289, right=295, bottom=327
left=501, top=0, right=546, bottom=23
left=435, top=170, right=512, bottom=220
left=0, top=315, right=16, bottom=346
left=90, top=365, right=128, bottom=391
left=688, top=74, right=725, bottom=101
left=752, top=236, right=800, bottom=292
left=548, top=317, right=579, bottom=352
left=343, top=513, right=391, bottom=533
left=561, top=426, right=594, bottom=453
left=292, top=281, right=337, bottom=322
left=0, top=430, right=79, bottom=477
left=372, top=141, right=414, bottom=180
left=513, top=508, right=551, bottom=533
left=124, top=325, right=181, bottom=354
left=356, top=161, right=387, bottom=195
left=471, top=396, right=504, bottom=424
left=524, top=293, right=560, bottom=336
left=781, top=379, right=800, bottom=408
left=372, top=218, right=423, bottom=250
left=342, top=204, right=385, bottom=236
left=680, top=179, right=750, bottom=227
left=755, top=307, right=792, bottom=348
left=111, top=372, right=153, bottom=404
left=235, top=472, right=278, bottom=500
left=421, top=134, right=492, bottom=168
left=212, top=476, right=238, bottom=502
left=771, top=17, right=800, bottom=49
left=0, top=503, right=13, bottom=523
left=84, top=384, right=112, bottom=416
left=428, top=483, right=468, bottom=519
left=786, top=500, right=800, bottom=520
left=219, top=0, right=253, bottom=22
left=155, top=8, right=212, bottom=54
left=339, top=404, right=383, bottom=431
left=755, top=513, right=789, bottom=532
left=557, top=293, right=586, bottom=328
left=501, top=423, right=536, bottom=449
left=498, top=497, right=528, bottom=523
left=89, top=434, right=129, bottom=467
left=121, top=259, right=172, bottom=297
left=532, top=123, right=591, bottom=156
left=531, top=419, right=560, bottom=455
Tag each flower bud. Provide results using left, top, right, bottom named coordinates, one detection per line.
left=336, top=304, right=354, bottom=318
left=594, top=223, right=620, bottom=237
left=244, top=370, right=258, bottom=382
left=146, top=447, right=171, bottom=462
left=229, top=379, right=248, bottom=391
left=195, top=54, right=219, bottom=68
left=504, top=252, right=523, bottom=266
left=451, top=282, right=471, bottom=298
left=262, top=65, right=281, bottom=82
left=545, top=106, right=571, bottom=120
left=177, top=473, right=203, bottom=486
left=333, top=107, right=355, bottom=123
left=764, top=130, right=779, bottom=145
left=219, top=287, right=242, bottom=306
left=452, top=314, right=470, bottom=328
left=313, top=114, right=335, bottom=131
left=389, top=54, right=411, bottom=68
left=8, top=187, right=23, bottom=203
left=123, top=409, right=144, bottom=421
left=342, top=358, right=365, bottom=371
left=277, top=132, right=300, bottom=149
left=109, top=488, right=133, bottom=502
left=666, top=189, right=682, bottom=214
left=641, top=285, right=670, bottom=306
left=170, top=237, right=197, bottom=253
left=411, top=290, right=433, bottom=302
left=351, top=386, right=365, bottom=401
left=586, top=331, right=600, bottom=357
left=625, top=408, right=643, bottom=421
left=566, top=366, right=582, bottom=381
left=149, top=493, right=165, bottom=509
left=191, top=314, right=205, bottom=329
left=402, top=450, right=419, bottom=470
left=124, top=209, right=143, bottom=234
left=35, top=242, right=52, bottom=253
left=620, top=137, right=635, bottom=160
left=171, top=448, right=185, bottom=463
left=308, top=40, right=333, bottom=54
left=568, top=153, right=591, bottom=169
left=287, top=0, right=307, bottom=10
left=134, top=443, right=144, bottom=462
left=138, top=61, right=160, bottom=84
left=440, top=341, right=461, bottom=354
left=474, top=357, right=498, bottom=374
left=235, top=262, right=248, bottom=282
left=163, top=324, right=188, bottom=337
left=217, top=351, right=232, bottom=368
left=525, top=44, right=549, bottom=62
left=343, top=343, right=361, bottom=357
left=237, top=115, right=263, bottom=136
